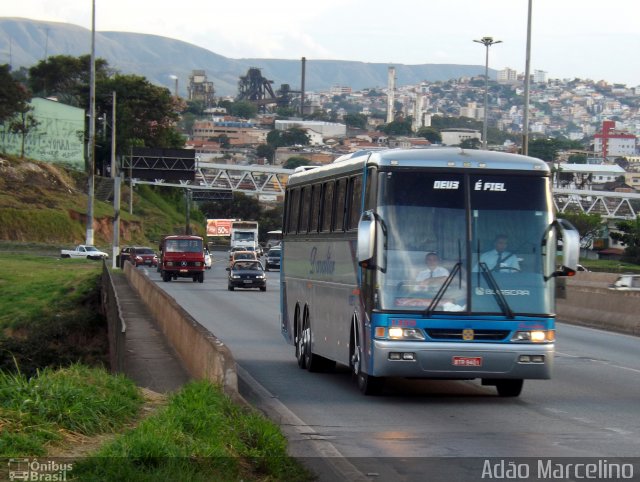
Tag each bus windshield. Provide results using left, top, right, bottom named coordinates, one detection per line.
left=376, top=171, right=554, bottom=316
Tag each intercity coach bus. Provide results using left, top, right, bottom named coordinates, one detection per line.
left=280, top=148, right=579, bottom=396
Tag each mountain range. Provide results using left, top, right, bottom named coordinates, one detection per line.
left=0, top=17, right=494, bottom=98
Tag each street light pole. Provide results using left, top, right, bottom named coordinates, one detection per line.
left=473, top=36, right=502, bottom=150
left=85, top=0, right=96, bottom=245
left=522, top=0, right=533, bottom=156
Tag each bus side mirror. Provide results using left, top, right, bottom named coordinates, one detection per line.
left=357, top=211, right=375, bottom=267
left=550, top=218, right=580, bottom=278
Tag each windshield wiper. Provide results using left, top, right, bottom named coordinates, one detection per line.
left=424, top=262, right=462, bottom=317
left=477, top=262, right=514, bottom=319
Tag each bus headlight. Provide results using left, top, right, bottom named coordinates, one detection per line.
left=511, top=330, right=554, bottom=343
left=386, top=327, right=425, bottom=341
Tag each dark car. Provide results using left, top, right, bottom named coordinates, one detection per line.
left=265, top=247, right=281, bottom=271
left=118, top=246, right=133, bottom=268
left=226, top=260, right=267, bottom=291
left=130, top=246, right=158, bottom=267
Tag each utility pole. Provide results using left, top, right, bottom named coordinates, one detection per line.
left=185, top=189, right=192, bottom=235
left=110, top=91, right=120, bottom=268
left=85, top=0, right=96, bottom=245
left=522, top=0, right=533, bottom=156
left=473, top=36, right=502, bottom=150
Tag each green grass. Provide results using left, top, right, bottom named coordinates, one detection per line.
left=73, top=380, right=312, bottom=481
left=579, top=258, right=640, bottom=273
left=0, top=364, right=143, bottom=457
left=0, top=253, right=108, bottom=375
left=0, top=254, right=102, bottom=330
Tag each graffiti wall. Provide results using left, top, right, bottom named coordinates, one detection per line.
left=0, top=98, right=85, bottom=170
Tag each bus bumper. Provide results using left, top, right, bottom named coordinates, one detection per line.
left=371, top=340, right=554, bottom=379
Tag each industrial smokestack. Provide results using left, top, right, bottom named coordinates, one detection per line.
left=300, top=57, right=306, bottom=117
left=387, top=66, right=396, bottom=123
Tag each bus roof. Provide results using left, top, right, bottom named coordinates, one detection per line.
left=287, top=147, right=549, bottom=186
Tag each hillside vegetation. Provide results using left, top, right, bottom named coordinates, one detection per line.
left=0, top=154, right=204, bottom=248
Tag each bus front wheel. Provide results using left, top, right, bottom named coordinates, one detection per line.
left=495, top=379, right=523, bottom=397
left=350, top=317, right=384, bottom=395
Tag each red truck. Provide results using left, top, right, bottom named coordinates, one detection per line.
left=159, top=235, right=206, bottom=283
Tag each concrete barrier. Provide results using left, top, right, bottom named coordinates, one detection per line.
left=557, top=272, right=640, bottom=336
left=122, top=262, right=240, bottom=400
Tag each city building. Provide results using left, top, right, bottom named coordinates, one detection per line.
left=440, top=128, right=481, bottom=146
left=558, top=163, right=626, bottom=189
left=188, top=70, right=215, bottom=108
left=191, top=120, right=267, bottom=146
left=274, top=120, right=346, bottom=139
left=459, top=102, right=483, bottom=120
left=497, top=68, right=518, bottom=84
left=0, top=97, right=85, bottom=169
left=593, top=120, right=637, bottom=159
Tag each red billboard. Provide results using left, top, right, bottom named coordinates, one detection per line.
left=206, top=219, right=235, bottom=237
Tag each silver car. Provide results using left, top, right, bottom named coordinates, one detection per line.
left=609, top=274, right=640, bottom=291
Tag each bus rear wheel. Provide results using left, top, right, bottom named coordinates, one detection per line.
left=350, top=317, right=383, bottom=395
left=495, top=379, right=523, bottom=397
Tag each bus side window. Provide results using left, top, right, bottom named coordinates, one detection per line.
left=321, top=181, right=334, bottom=233
left=334, top=178, right=347, bottom=232
left=348, top=175, right=362, bottom=231
left=310, top=184, right=321, bottom=233
left=299, top=186, right=312, bottom=233
left=287, top=188, right=301, bottom=234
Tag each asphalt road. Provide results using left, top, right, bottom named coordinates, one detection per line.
left=143, top=252, right=640, bottom=481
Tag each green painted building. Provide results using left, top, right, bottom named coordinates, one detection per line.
left=0, top=98, right=85, bottom=170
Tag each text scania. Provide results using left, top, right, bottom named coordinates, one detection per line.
left=433, top=180, right=459, bottom=189
left=309, top=247, right=335, bottom=275
left=474, top=180, right=507, bottom=191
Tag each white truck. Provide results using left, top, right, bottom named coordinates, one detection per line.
left=230, top=221, right=260, bottom=255
left=60, top=244, right=109, bottom=260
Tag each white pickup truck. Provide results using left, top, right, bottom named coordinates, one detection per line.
left=60, top=245, right=109, bottom=260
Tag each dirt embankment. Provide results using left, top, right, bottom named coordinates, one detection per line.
left=0, top=156, right=141, bottom=244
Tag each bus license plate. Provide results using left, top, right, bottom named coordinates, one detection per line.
left=452, top=356, right=482, bottom=367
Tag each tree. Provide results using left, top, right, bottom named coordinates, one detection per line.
left=610, top=217, right=640, bottom=264
left=229, top=100, right=257, bottom=119
left=416, top=127, right=442, bottom=144
left=256, top=144, right=275, bottom=164
left=27, top=54, right=111, bottom=106
left=568, top=153, right=587, bottom=164
left=283, top=156, right=312, bottom=169
left=98, top=74, right=183, bottom=154
left=9, top=103, right=40, bottom=158
left=343, top=113, right=367, bottom=129
left=266, top=128, right=309, bottom=148
left=560, top=212, right=603, bottom=248
left=381, top=119, right=412, bottom=136
left=0, top=64, right=30, bottom=125
left=460, top=138, right=481, bottom=149
left=527, top=138, right=561, bottom=162
left=275, top=106, right=296, bottom=118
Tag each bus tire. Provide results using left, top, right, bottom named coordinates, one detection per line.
left=302, top=310, right=320, bottom=372
left=350, top=317, right=383, bottom=395
left=495, top=379, right=523, bottom=397
left=305, top=319, right=335, bottom=373
left=295, top=311, right=307, bottom=369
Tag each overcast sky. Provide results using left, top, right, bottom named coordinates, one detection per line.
left=3, top=0, right=639, bottom=86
